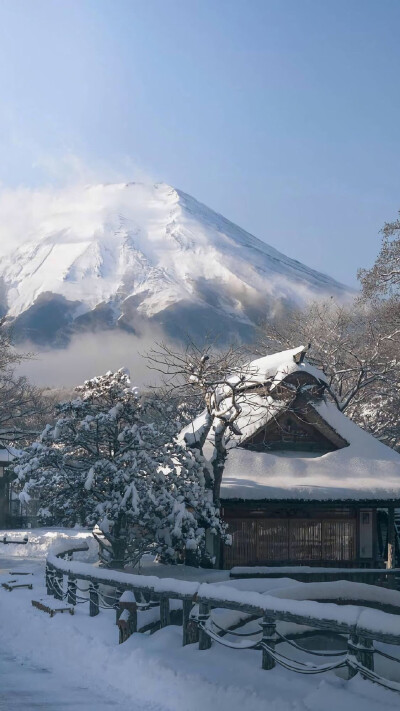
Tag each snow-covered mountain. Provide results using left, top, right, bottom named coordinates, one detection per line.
left=0, top=182, right=351, bottom=346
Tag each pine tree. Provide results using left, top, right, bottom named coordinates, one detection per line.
left=13, top=369, right=226, bottom=568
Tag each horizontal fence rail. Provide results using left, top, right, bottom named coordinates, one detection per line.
left=44, top=543, right=400, bottom=694
left=1, top=535, right=29, bottom=545
left=230, top=565, right=400, bottom=588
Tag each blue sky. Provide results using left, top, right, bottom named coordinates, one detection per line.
left=1, top=0, right=400, bottom=286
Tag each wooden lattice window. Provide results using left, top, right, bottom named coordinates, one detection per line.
left=223, top=517, right=356, bottom=568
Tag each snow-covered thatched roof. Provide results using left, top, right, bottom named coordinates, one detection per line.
left=182, top=347, right=400, bottom=502
left=221, top=398, right=400, bottom=502
left=231, top=346, right=328, bottom=391
left=183, top=346, right=327, bottom=448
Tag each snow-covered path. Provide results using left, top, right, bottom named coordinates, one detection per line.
left=0, top=650, right=124, bottom=710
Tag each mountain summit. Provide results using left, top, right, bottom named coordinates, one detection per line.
left=0, top=182, right=350, bottom=346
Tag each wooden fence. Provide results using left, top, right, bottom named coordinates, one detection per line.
left=45, top=543, right=400, bottom=694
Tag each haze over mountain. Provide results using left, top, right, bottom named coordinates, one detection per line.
left=0, top=182, right=351, bottom=348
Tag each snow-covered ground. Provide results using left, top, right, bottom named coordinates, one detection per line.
left=0, top=528, right=399, bottom=711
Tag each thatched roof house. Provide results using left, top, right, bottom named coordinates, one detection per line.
left=184, top=346, right=400, bottom=569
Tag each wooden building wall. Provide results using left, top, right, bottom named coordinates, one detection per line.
left=222, top=504, right=361, bottom=569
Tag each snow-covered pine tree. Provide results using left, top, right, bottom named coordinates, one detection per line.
left=13, top=369, right=226, bottom=568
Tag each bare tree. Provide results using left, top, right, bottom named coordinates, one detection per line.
left=355, top=214, right=400, bottom=448
left=0, top=323, right=51, bottom=448
left=147, top=341, right=243, bottom=501
left=358, top=214, right=400, bottom=300
left=253, top=300, right=400, bottom=449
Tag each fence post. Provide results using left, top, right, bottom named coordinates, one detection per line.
left=160, top=596, right=170, bottom=628
left=53, top=571, right=64, bottom=601
left=67, top=575, right=77, bottom=606
left=45, top=565, right=52, bottom=596
left=357, top=636, right=374, bottom=673
left=117, top=594, right=138, bottom=644
left=347, top=633, right=359, bottom=679
left=89, top=581, right=99, bottom=617
left=261, top=614, right=276, bottom=670
left=198, top=602, right=212, bottom=650
left=182, top=598, right=197, bottom=646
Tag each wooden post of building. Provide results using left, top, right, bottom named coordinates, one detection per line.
left=89, top=581, right=99, bottom=617
left=67, top=575, right=77, bottom=606
left=115, top=587, right=123, bottom=624
left=347, top=633, right=358, bottom=679
left=160, top=596, right=170, bottom=628
left=261, top=614, right=276, bottom=670
left=198, top=602, right=212, bottom=650
left=387, top=506, right=396, bottom=582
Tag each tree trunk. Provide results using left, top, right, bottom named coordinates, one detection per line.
left=212, top=427, right=227, bottom=504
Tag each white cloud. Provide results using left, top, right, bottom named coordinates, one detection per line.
left=0, top=153, right=155, bottom=259
left=17, top=329, right=165, bottom=388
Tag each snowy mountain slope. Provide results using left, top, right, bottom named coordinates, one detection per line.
left=0, top=182, right=351, bottom=345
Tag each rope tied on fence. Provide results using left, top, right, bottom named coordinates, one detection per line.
left=197, top=620, right=261, bottom=650
left=260, top=642, right=348, bottom=675
left=347, top=657, right=400, bottom=693
left=209, top=617, right=263, bottom=638
left=374, top=647, right=400, bottom=665
left=275, top=630, right=346, bottom=658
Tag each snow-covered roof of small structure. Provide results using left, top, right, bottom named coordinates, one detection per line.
left=221, top=399, right=400, bottom=502
left=231, top=346, right=328, bottom=390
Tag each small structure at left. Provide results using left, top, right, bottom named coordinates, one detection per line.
left=0, top=447, right=20, bottom=528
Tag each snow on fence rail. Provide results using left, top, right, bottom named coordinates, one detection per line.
left=230, top=565, right=400, bottom=587
left=1, top=534, right=28, bottom=545
left=45, top=543, right=400, bottom=693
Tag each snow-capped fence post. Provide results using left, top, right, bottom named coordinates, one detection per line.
left=89, top=581, right=99, bottom=617
left=198, top=602, right=212, bottom=650
left=117, top=592, right=138, bottom=643
left=182, top=598, right=198, bottom=646
left=160, top=595, right=170, bottom=628
left=357, top=636, right=374, bottom=673
left=67, top=575, right=77, bottom=606
left=346, top=633, right=359, bottom=679
left=261, top=614, right=276, bottom=670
